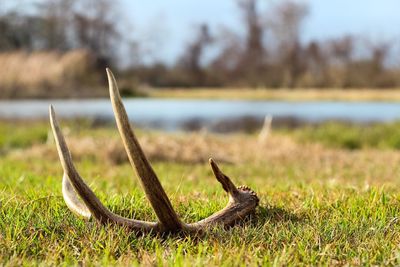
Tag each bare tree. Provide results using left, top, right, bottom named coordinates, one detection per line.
left=236, top=0, right=266, bottom=86
left=369, top=41, right=390, bottom=76
left=0, top=11, right=36, bottom=51
left=72, top=0, right=120, bottom=66
left=328, top=35, right=355, bottom=87
left=177, top=24, right=213, bottom=86
left=360, top=40, right=392, bottom=87
left=304, top=41, right=330, bottom=87
left=36, top=0, right=76, bottom=51
left=268, top=0, right=309, bottom=87
left=210, top=29, right=243, bottom=85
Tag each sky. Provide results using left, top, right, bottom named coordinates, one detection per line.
left=121, top=0, right=400, bottom=64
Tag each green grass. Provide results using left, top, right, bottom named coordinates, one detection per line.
left=0, top=121, right=48, bottom=152
left=286, top=121, right=400, bottom=150
left=2, top=121, right=400, bottom=265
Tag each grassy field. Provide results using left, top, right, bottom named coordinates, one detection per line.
left=149, top=88, right=400, bottom=102
left=2, top=120, right=400, bottom=265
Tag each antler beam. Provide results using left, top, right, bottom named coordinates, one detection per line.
left=50, top=69, right=259, bottom=234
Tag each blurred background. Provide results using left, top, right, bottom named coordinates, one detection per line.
left=0, top=0, right=400, bottom=131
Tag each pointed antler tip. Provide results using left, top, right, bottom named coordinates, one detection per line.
left=49, top=105, right=57, bottom=124
left=106, top=68, right=115, bottom=80
left=208, top=158, right=240, bottom=196
left=106, top=68, right=119, bottom=98
left=209, top=158, right=220, bottom=174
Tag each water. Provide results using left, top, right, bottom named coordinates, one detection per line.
left=0, top=98, right=399, bottom=131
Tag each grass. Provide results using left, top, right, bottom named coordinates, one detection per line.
left=284, top=121, right=400, bottom=150
left=0, top=50, right=105, bottom=99
left=149, top=88, right=400, bottom=102
left=2, top=120, right=400, bottom=265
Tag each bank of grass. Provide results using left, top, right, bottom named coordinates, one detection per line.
left=150, top=88, right=400, bottom=102
left=2, top=120, right=400, bottom=265
left=285, top=121, right=400, bottom=150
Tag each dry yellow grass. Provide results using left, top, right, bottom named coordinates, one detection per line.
left=9, top=129, right=298, bottom=164
left=150, top=88, right=400, bottom=101
left=0, top=50, right=98, bottom=98
left=10, top=129, right=400, bottom=188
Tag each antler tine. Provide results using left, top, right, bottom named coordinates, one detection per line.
left=209, top=158, right=240, bottom=199
left=106, top=68, right=182, bottom=231
left=62, top=173, right=91, bottom=219
left=187, top=159, right=259, bottom=229
left=49, top=105, right=158, bottom=232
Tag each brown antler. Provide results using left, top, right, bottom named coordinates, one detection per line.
left=50, top=69, right=259, bottom=234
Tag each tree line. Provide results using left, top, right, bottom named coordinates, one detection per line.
left=1, top=0, right=399, bottom=89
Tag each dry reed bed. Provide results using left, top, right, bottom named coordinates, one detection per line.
left=0, top=50, right=98, bottom=98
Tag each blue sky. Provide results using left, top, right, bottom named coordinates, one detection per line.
left=122, top=0, right=400, bottom=63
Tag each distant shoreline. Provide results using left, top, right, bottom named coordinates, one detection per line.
left=2, top=88, right=400, bottom=102
left=149, top=88, right=400, bottom=102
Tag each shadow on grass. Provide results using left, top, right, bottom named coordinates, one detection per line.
left=255, top=205, right=306, bottom=225
left=54, top=204, right=306, bottom=247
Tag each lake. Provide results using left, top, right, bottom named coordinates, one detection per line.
left=0, top=98, right=399, bottom=131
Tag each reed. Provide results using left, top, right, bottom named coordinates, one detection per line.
left=0, top=49, right=98, bottom=98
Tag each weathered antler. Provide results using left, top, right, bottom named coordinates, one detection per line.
left=50, top=69, right=259, bottom=234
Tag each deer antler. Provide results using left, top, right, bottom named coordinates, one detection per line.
left=49, top=69, right=259, bottom=234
